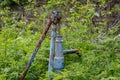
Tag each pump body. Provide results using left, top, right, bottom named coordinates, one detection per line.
left=48, top=26, right=79, bottom=74
left=54, top=36, right=64, bottom=73
left=48, top=11, right=79, bottom=80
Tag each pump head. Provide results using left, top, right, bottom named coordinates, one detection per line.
left=49, top=11, right=61, bottom=25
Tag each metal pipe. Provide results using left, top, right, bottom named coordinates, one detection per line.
left=54, top=36, right=64, bottom=73
left=63, top=49, right=80, bottom=57
left=63, top=49, right=78, bottom=54
left=48, top=24, right=56, bottom=74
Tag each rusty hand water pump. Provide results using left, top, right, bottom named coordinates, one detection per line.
left=20, top=11, right=80, bottom=80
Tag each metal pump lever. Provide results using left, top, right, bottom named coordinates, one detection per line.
left=20, top=11, right=61, bottom=80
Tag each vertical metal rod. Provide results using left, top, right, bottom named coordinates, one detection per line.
left=58, top=23, right=61, bottom=35
left=48, top=24, right=56, bottom=80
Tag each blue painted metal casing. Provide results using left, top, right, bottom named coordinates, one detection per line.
left=48, top=24, right=56, bottom=73
left=54, top=35, right=64, bottom=73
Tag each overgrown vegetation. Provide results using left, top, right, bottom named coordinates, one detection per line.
left=0, top=0, right=120, bottom=80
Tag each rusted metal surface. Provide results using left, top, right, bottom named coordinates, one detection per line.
left=49, top=11, right=61, bottom=25
left=63, top=49, right=80, bottom=57
left=58, top=23, right=61, bottom=35
left=20, top=20, right=52, bottom=80
left=20, top=11, right=62, bottom=80
left=63, top=49, right=78, bottom=54
left=36, top=21, right=52, bottom=47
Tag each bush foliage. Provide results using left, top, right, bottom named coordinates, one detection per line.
left=0, top=0, right=120, bottom=80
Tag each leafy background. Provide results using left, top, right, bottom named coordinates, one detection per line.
left=0, top=0, right=120, bottom=80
